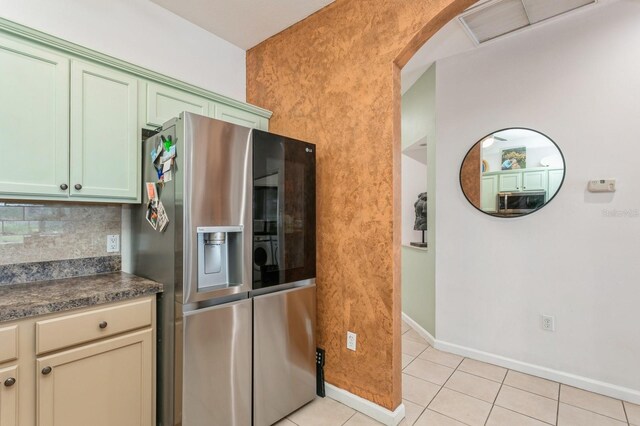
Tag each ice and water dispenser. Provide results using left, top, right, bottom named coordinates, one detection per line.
left=197, top=226, right=243, bottom=290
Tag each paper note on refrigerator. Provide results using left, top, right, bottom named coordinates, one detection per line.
left=146, top=203, right=158, bottom=230
left=157, top=201, right=169, bottom=232
left=162, top=159, right=172, bottom=173
left=145, top=182, right=158, bottom=202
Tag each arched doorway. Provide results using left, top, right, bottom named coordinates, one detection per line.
left=247, top=0, right=485, bottom=413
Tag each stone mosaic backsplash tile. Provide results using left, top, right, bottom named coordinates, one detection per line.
left=0, top=202, right=121, bottom=265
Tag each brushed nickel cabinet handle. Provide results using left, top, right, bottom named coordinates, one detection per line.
left=99, top=321, right=108, bottom=329
left=74, top=184, right=82, bottom=190
left=42, top=366, right=52, bottom=375
left=60, top=183, right=68, bottom=190
left=3, top=377, right=15, bottom=387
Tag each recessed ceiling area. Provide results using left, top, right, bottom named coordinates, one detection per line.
left=150, top=0, right=334, bottom=49
left=402, top=0, right=606, bottom=92
left=460, top=0, right=597, bottom=44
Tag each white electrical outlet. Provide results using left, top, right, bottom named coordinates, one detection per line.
left=107, top=235, right=120, bottom=253
left=542, top=315, right=555, bottom=332
left=346, top=331, right=357, bottom=351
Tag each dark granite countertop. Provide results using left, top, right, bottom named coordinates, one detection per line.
left=0, top=272, right=163, bottom=323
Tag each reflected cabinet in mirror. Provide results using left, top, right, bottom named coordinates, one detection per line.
left=460, top=128, right=565, bottom=217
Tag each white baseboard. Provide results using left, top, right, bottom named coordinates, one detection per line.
left=401, top=311, right=640, bottom=405
left=325, top=383, right=405, bottom=426
left=435, top=340, right=640, bottom=405
left=401, top=312, right=435, bottom=346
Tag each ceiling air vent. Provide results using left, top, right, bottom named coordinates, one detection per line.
left=460, top=0, right=596, bottom=44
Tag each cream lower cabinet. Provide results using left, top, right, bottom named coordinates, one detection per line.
left=0, top=296, right=155, bottom=426
left=0, top=325, right=18, bottom=426
left=36, top=330, right=152, bottom=426
left=0, top=365, right=18, bottom=426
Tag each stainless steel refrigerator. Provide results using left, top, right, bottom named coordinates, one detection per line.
left=130, top=112, right=316, bottom=426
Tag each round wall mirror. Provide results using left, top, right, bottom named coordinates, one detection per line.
left=460, top=128, right=565, bottom=217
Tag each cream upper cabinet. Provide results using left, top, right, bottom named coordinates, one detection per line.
left=0, top=23, right=271, bottom=203
left=145, top=83, right=209, bottom=127
left=498, top=173, right=521, bottom=191
left=212, top=102, right=269, bottom=130
left=0, top=36, right=70, bottom=198
left=37, top=329, right=153, bottom=426
left=0, top=365, right=18, bottom=426
left=522, top=170, right=547, bottom=191
left=548, top=169, right=564, bottom=200
left=70, top=61, right=140, bottom=202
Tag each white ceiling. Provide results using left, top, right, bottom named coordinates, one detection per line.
left=401, top=0, right=607, bottom=93
left=401, top=17, right=476, bottom=93
left=150, top=0, right=334, bottom=50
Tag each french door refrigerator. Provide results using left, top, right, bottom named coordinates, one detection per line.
left=251, top=130, right=316, bottom=426
left=129, top=112, right=316, bottom=426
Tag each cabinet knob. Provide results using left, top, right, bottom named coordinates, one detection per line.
left=41, top=366, right=52, bottom=375
left=99, top=321, right=108, bottom=329
left=74, top=184, right=82, bottom=190
left=3, top=377, right=15, bottom=387
left=60, top=183, right=68, bottom=190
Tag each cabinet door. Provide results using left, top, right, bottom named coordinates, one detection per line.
left=481, top=175, right=498, bottom=212
left=37, top=329, right=152, bottom=426
left=522, top=170, right=547, bottom=191
left=212, top=102, right=268, bottom=130
left=0, top=365, right=18, bottom=426
left=70, top=61, right=140, bottom=202
left=0, top=36, right=69, bottom=198
left=146, top=83, right=209, bottom=127
left=499, top=172, right=521, bottom=191
left=548, top=169, right=564, bottom=200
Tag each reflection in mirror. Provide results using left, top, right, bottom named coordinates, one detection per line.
left=460, top=128, right=565, bottom=217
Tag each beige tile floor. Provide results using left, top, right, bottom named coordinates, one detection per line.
left=279, top=321, right=640, bottom=426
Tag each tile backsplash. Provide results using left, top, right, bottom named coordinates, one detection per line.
left=0, top=202, right=121, bottom=265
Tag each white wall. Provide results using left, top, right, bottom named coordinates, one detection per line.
left=435, top=0, right=640, bottom=401
left=0, top=0, right=246, bottom=101
left=483, top=138, right=563, bottom=172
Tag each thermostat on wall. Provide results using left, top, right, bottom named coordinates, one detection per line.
left=588, top=179, right=616, bottom=193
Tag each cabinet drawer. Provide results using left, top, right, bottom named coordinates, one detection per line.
left=36, top=298, right=152, bottom=355
left=0, top=325, right=18, bottom=364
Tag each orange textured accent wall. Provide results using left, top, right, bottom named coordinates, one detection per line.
left=461, top=143, right=481, bottom=208
left=247, top=0, right=474, bottom=410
